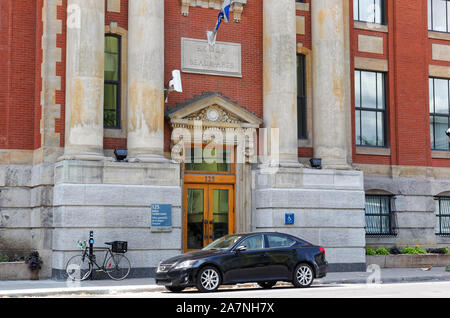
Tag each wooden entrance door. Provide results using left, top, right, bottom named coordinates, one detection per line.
left=183, top=184, right=235, bottom=252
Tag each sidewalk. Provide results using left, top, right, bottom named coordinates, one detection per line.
left=1, top=267, right=449, bottom=297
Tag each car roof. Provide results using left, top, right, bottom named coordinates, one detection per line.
left=232, top=232, right=310, bottom=242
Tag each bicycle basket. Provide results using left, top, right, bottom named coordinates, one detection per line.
left=111, top=241, right=128, bottom=253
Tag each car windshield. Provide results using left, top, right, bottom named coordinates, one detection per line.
left=202, top=235, right=243, bottom=250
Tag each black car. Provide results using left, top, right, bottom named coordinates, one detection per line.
left=155, top=232, right=328, bottom=292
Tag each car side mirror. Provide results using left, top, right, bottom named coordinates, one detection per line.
left=235, top=246, right=247, bottom=253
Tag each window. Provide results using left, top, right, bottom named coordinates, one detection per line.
left=266, top=234, right=295, bottom=248
left=434, top=197, right=450, bottom=236
left=239, top=235, right=264, bottom=250
left=428, top=0, right=450, bottom=33
left=355, top=70, right=387, bottom=147
left=354, top=0, right=385, bottom=24
left=365, top=195, right=397, bottom=236
left=430, top=77, right=450, bottom=150
left=297, top=54, right=307, bottom=140
left=104, top=34, right=121, bottom=129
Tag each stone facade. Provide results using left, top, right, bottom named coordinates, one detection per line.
left=1, top=0, right=449, bottom=280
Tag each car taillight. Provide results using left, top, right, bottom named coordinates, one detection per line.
left=319, top=247, right=325, bottom=255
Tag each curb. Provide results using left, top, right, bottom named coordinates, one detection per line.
left=2, top=275, right=450, bottom=297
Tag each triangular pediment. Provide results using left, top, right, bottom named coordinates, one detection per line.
left=166, top=92, right=262, bottom=129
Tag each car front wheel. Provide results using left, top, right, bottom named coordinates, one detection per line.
left=196, top=266, right=221, bottom=293
left=293, top=263, right=314, bottom=288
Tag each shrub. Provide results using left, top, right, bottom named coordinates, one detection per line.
left=366, top=248, right=376, bottom=255
left=0, top=253, right=8, bottom=263
left=375, top=248, right=390, bottom=255
left=389, top=247, right=402, bottom=255
left=25, top=251, right=42, bottom=271
left=401, top=247, right=426, bottom=255
left=426, top=248, right=448, bottom=254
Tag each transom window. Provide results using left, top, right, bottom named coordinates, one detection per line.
left=429, top=77, right=450, bottom=151
left=353, top=0, right=385, bottom=25
left=428, top=0, right=450, bottom=33
left=365, top=195, right=397, bottom=236
left=355, top=70, right=387, bottom=147
left=434, top=197, right=450, bottom=236
left=104, top=34, right=121, bottom=129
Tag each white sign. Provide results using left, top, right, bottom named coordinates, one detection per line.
left=181, top=37, right=242, bottom=78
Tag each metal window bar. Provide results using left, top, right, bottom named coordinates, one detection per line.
left=354, top=0, right=385, bottom=24
left=365, top=195, right=396, bottom=236
left=435, top=197, right=450, bottom=236
left=429, top=0, right=450, bottom=33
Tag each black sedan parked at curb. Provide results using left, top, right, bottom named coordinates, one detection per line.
left=155, top=232, right=328, bottom=293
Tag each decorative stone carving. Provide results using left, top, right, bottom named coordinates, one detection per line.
left=180, top=0, right=247, bottom=22
left=185, top=105, right=241, bottom=124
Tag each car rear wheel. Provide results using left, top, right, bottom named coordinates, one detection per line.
left=196, top=266, right=221, bottom=293
left=165, top=286, right=185, bottom=293
left=293, top=263, right=314, bottom=288
left=258, top=281, right=277, bottom=289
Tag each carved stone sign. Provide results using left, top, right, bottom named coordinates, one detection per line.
left=181, top=37, right=242, bottom=78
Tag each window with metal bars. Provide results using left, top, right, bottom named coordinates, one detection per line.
left=353, top=0, right=385, bottom=25
left=429, top=77, right=450, bottom=151
left=365, top=195, right=397, bottom=236
left=434, top=197, right=450, bottom=236
left=355, top=70, right=387, bottom=147
left=428, top=0, right=450, bottom=33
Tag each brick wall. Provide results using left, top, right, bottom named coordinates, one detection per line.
left=0, top=0, right=43, bottom=150
left=163, top=0, right=263, bottom=152
left=350, top=0, right=446, bottom=168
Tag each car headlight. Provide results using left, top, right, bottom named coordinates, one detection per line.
left=174, top=260, right=197, bottom=270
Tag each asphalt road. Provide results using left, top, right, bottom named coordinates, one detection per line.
left=57, top=281, right=450, bottom=298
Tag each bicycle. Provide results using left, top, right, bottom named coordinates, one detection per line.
left=66, top=240, right=131, bottom=281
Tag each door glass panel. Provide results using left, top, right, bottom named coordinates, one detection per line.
left=187, top=189, right=204, bottom=250
left=211, top=189, right=229, bottom=241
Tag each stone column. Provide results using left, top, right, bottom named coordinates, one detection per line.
left=127, top=0, right=166, bottom=162
left=63, top=0, right=105, bottom=160
left=262, top=0, right=300, bottom=167
left=311, top=0, right=351, bottom=169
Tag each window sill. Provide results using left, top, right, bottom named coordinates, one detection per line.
left=356, top=146, right=390, bottom=156
left=429, top=31, right=450, bottom=41
left=354, top=21, right=388, bottom=33
left=295, top=3, right=309, bottom=11
left=432, top=150, right=450, bottom=159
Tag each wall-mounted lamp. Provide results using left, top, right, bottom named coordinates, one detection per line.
left=310, top=158, right=322, bottom=169
left=114, top=149, right=128, bottom=162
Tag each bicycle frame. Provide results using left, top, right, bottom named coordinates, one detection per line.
left=81, top=246, right=116, bottom=272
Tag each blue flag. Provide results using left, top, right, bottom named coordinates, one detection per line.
left=207, top=0, right=234, bottom=46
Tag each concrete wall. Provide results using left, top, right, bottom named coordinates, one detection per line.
left=253, top=168, right=366, bottom=272
left=365, top=175, right=450, bottom=249
left=51, top=159, right=182, bottom=279
left=0, top=164, right=54, bottom=278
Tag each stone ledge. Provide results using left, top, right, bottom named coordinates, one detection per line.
left=0, top=262, right=39, bottom=281
left=367, top=254, right=450, bottom=268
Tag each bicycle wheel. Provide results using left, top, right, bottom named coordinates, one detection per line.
left=66, top=254, right=92, bottom=281
left=105, top=254, right=131, bottom=280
